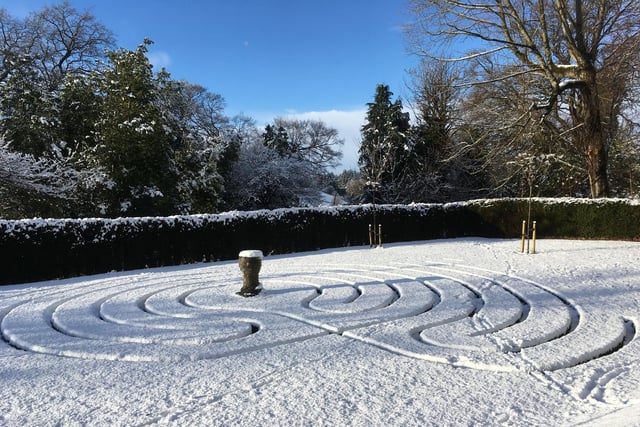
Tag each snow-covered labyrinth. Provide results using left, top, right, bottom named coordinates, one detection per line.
left=1, top=238, right=639, bottom=425
left=2, top=251, right=636, bottom=372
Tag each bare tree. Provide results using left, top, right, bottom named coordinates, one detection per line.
left=2, top=2, right=113, bottom=87
left=0, top=8, right=26, bottom=84
left=25, top=1, right=114, bottom=89
left=1, top=3, right=114, bottom=156
left=457, top=58, right=589, bottom=197
left=268, top=118, right=344, bottom=171
left=408, top=59, right=463, bottom=200
left=411, top=59, right=458, bottom=153
left=226, top=139, right=321, bottom=210
left=0, top=138, right=79, bottom=218
left=408, top=0, right=640, bottom=197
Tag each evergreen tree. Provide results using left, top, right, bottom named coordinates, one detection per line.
left=90, top=40, right=178, bottom=216
left=358, top=84, right=411, bottom=203
left=0, top=1, right=112, bottom=158
left=156, top=78, right=228, bottom=214
left=58, top=75, right=102, bottom=155
left=263, top=124, right=294, bottom=156
left=0, top=63, right=57, bottom=156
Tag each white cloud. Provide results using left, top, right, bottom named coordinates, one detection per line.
left=147, top=51, right=172, bottom=70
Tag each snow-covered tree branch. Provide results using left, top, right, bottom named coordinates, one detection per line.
left=408, top=0, right=640, bottom=197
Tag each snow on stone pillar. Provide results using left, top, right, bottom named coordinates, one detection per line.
left=237, top=250, right=263, bottom=297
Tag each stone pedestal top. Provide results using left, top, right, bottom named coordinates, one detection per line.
left=239, top=250, right=263, bottom=259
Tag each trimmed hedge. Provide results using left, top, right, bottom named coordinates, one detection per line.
left=1, top=198, right=638, bottom=285
left=463, top=198, right=640, bottom=239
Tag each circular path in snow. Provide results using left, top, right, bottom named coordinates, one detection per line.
left=1, top=256, right=637, bottom=372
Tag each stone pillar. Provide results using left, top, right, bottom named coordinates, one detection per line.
left=237, top=250, right=263, bottom=297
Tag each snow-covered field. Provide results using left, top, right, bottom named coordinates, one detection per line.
left=1, top=238, right=639, bottom=426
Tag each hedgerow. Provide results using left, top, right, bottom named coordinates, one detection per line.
left=1, top=198, right=638, bottom=284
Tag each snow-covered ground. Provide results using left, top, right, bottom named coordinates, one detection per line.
left=1, top=238, right=639, bottom=426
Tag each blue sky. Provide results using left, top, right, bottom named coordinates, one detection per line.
left=4, top=0, right=417, bottom=170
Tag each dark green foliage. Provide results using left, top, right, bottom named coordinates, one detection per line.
left=0, top=204, right=453, bottom=284
left=0, top=66, right=57, bottom=156
left=0, top=4, right=231, bottom=219
left=465, top=198, right=640, bottom=239
left=88, top=41, right=179, bottom=216
left=263, top=124, right=294, bottom=156
left=359, top=84, right=412, bottom=203
left=536, top=199, right=640, bottom=239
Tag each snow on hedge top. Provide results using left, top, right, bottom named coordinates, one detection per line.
left=1, top=198, right=638, bottom=237
left=0, top=202, right=436, bottom=235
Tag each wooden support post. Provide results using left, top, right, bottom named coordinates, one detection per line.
left=532, top=221, right=537, bottom=254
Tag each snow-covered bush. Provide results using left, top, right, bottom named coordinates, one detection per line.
left=224, top=141, right=322, bottom=210
left=0, top=140, right=80, bottom=218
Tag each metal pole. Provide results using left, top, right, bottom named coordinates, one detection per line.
left=521, top=220, right=526, bottom=253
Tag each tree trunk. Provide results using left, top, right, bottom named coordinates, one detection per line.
left=586, top=143, right=609, bottom=198
left=573, top=70, right=610, bottom=198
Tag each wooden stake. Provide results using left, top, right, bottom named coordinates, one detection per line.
left=532, top=221, right=537, bottom=254
left=368, top=224, right=373, bottom=248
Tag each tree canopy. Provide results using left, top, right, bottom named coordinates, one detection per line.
left=0, top=3, right=344, bottom=218
left=358, top=84, right=411, bottom=203
left=3, top=1, right=640, bottom=219
left=408, top=0, right=640, bottom=198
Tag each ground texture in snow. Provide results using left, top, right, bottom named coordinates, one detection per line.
left=1, top=238, right=639, bottom=426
